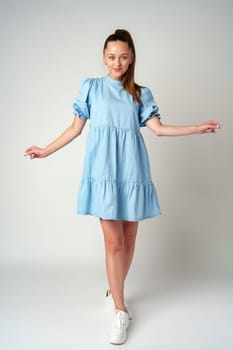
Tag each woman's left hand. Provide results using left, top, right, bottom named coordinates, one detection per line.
left=197, top=120, right=221, bottom=134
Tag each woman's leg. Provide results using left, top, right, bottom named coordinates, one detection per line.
left=122, top=221, right=138, bottom=280
left=100, top=219, right=138, bottom=311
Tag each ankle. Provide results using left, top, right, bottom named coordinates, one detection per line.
left=106, top=289, right=127, bottom=312
left=115, top=305, right=128, bottom=313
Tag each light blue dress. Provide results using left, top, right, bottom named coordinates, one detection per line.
left=72, top=76, right=161, bottom=221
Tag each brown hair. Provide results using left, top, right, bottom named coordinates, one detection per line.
left=103, top=29, right=142, bottom=104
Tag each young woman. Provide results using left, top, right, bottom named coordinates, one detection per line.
left=24, top=29, right=220, bottom=345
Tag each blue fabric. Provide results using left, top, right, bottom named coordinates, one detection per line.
left=72, top=76, right=161, bottom=221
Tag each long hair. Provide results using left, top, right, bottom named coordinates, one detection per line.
left=103, top=29, right=142, bottom=104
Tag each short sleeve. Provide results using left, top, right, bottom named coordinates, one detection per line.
left=72, top=78, right=94, bottom=120
left=139, top=87, right=160, bottom=127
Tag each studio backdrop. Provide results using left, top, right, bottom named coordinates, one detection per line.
left=0, top=0, right=232, bottom=281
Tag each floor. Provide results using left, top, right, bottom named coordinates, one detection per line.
left=0, top=264, right=232, bottom=350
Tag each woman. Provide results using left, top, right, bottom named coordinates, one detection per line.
left=25, top=29, right=220, bottom=345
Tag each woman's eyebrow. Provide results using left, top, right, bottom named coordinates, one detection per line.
left=107, top=53, right=129, bottom=56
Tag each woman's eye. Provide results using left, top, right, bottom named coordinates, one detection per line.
left=108, top=56, right=114, bottom=60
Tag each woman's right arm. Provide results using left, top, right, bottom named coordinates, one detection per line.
left=24, top=116, right=86, bottom=159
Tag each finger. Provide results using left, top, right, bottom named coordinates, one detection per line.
left=208, top=120, right=221, bottom=128
left=205, top=128, right=216, bottom=133
left=25, top=146, right=36, bottom=153
left=30, top=153, right=36, bottom=159
left=24, top=150, right=40, bottom=158
left=24, top=150, right=35, bottom=156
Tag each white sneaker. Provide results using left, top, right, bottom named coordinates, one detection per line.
left=109, top=310, right=130, bottom=345
left=106, top=290, right=133, bottom=320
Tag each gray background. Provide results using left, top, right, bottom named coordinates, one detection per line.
left=1, top=0, right=233, bottom=349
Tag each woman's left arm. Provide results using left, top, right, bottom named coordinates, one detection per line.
left=146, top=117, right=220, bottom=137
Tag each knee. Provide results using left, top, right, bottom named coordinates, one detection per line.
left=124, top=231, right=137, bottom=248
left=105, top=237, right=124, bottom=255
left=123, top=222, right=138, bottom=244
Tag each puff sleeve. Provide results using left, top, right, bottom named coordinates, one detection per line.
left=139, top=87, right=160, bottom=127
left=72, top=78, right=93, bottom=120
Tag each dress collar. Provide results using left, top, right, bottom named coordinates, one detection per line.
left=104, top=76, right=123, bottom=87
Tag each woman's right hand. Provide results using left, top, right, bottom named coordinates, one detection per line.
left=24, top=146, right=46, bottom=159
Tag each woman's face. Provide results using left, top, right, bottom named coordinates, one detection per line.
left=103, top=40, right=133, bottom=80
